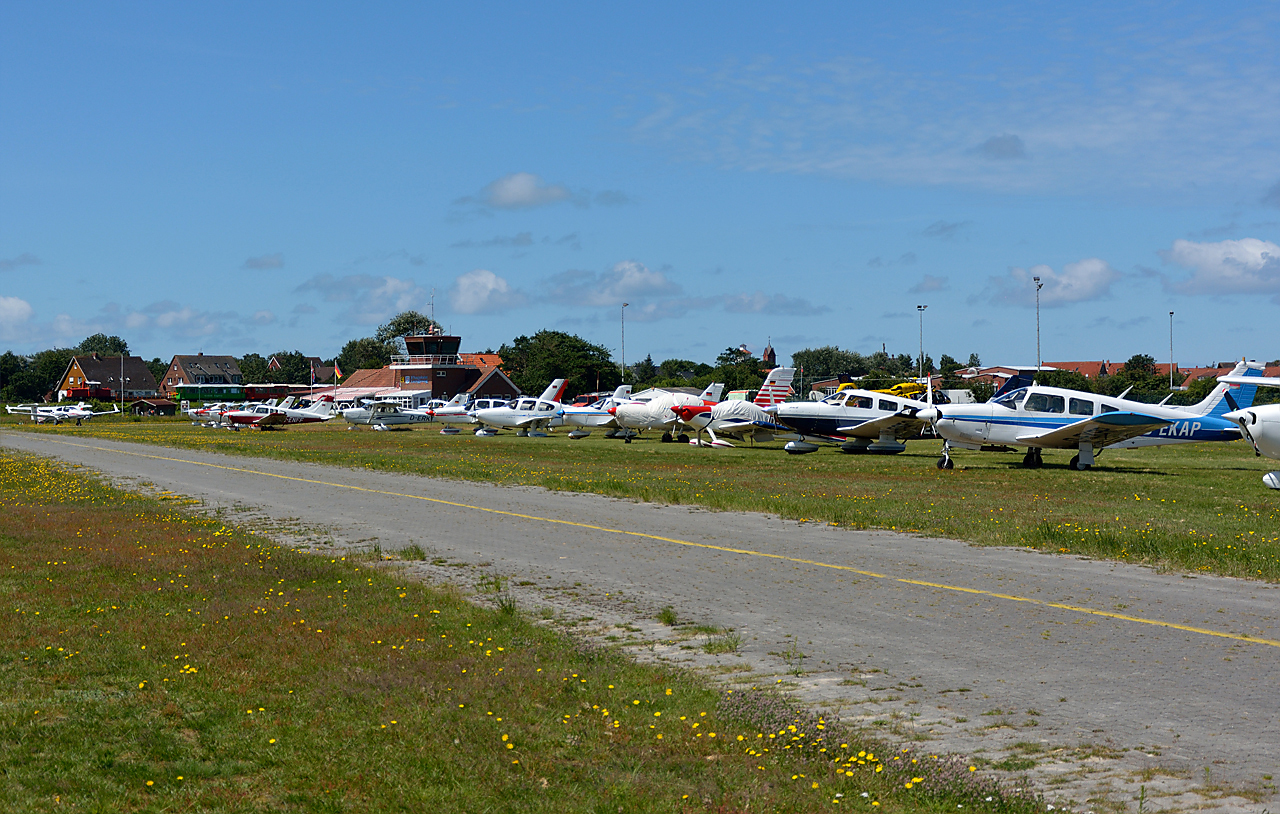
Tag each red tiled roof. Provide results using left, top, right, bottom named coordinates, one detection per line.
left=340, top=368, right=396, bottom=389
left=1045, top=361, right=1110, bottom=378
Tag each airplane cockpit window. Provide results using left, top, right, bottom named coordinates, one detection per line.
left=1025, top=393, right=1065, bottom=413
left=516, top=399, right=535, bottom=410
left=822, top=392, right=848, bottom=405
left=850, top=396, right=872, bottom=409
left=878, top=399, right=896, bottom=412
left=1100, top=403, right=1118, bottom=413
left=536, top=402, right=554, bottom=411
left=1069, top=398, right=1094, bottom=416
left=590, top=399, right=607, bottom=409
left=993, top=388, right=1028, bottom=409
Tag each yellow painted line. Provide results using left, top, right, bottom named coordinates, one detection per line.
left=14, top=434, right=1280, bottom=649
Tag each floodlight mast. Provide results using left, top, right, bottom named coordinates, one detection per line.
left=1169, top=311, right=1175, bottom=390
left=916, top=305, right=928, bottom=380
left=620, top=302, right=629, bottom=383
left=1033, top=276, right=1044, bottom=376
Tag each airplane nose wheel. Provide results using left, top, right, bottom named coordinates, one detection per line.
left=936, top=443, right=954, bottom=469
left=1069, top=455, right=1091, bottom=471
left=1022, top=449, right=1044, bottom=469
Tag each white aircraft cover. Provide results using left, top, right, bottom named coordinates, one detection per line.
left=714, top=399, right=766, bottom=423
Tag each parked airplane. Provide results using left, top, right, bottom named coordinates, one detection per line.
left=1220, top=372, right=1280, bottom=489
left=470, top=379, right=568, bottom=436
left=669, top=368, right=797, bottom=447
left=342, top=400, right=433, bottom=429
left=775, top=389, right=929, bottom=455
left=609, top=383, right=725, bottom=443
left=223, top=395, right=335, bottom=428
left=919, top=360, right=1263, bottom=470
left=432, top=395, right=510, bottom=429
left=6, top=402, right=120, bottom=424
left=557, top=384, right=633, bottom=439
left=776, top=372, right=1034, bottom=455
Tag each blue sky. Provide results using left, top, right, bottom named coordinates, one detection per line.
left=3, top=2, right=1279, bottom=370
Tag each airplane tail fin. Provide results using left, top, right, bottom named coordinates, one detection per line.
left=538, top=378, right=567, bottom=402
left=754, top=367, right=795, bottom=406
left=992, top=369, right=1036, bottom=399
left=1198, top=360, right=1264, bottom=416
left=611, top=384, right=632, bottom=401
left=700, top=382, right=725, bottom=403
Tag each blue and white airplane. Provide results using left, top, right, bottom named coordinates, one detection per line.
left=918, top=360, right=1263, bottom=471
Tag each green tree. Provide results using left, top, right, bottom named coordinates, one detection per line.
left=710, top=347, right=765, bottom=393
left=967, top=352, right=981, bottom=368
left=630, top=354, right=658, bottom=386
left=238, top=353, right=269, bottom=384
left=657, top=359, right=711, bottom=381
left=376, top=311, right=442, bottom=354
left=3, top=348, right=74, bottom=402
left=336, top=337, right=395, bottom=377
left=145, top=358, right=167, bottom=383
left=0, top=351, right=29, bottom=401
left=1035, top=369, right=1093, bottom=393
left=265, top=351, right=313, bottom=385
left=790, top=346, right=869, bottom=379
left=498, top=331, right=620, bottom=398
left=77, top=333, right=129, bottom=356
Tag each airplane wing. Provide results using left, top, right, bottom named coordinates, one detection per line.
left=716, top=418, right=794, bottom=434
left=254, top=412, right=288, bottom=427
left=835, top=411, right=926, bottom=439
left=1014, top=411, right=1172, bottom=448
left=90, top=406, right=120, bottom=416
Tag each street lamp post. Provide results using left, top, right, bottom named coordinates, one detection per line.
left=1169, top=311, right=1175, bottom=390
left=916, top=305, right=927, bottom=380
left=621, top=302, right=629, bottom=383
left=1033, top=276, right=1044, bottom=375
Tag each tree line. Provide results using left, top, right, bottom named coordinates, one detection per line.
left=2, top=316, right=1272, bottom=406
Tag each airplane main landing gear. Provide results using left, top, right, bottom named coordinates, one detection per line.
left=1068, top=454, right=1091, bottom=470
left=661, top=431, right=673, bottom=443
left=1021, top=448, right=1044, bottom=469
left=677, top=433, right=689, bottom=443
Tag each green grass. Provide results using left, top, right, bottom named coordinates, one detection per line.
left=6, top=413, right=1280, bottom=581
left=0, top=448, right=1044, bottom=813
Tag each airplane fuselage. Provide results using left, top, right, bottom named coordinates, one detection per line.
left=934, top=387, right=1239, bottom=450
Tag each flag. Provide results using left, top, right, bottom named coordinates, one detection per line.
left=310, top=361, right=315, bottom=386
left=334, top=361, right=343, bottom=379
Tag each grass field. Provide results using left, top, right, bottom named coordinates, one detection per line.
left=4, top=413, right=1279, bottom=582
left=0, top=448, right=1041, bottom=813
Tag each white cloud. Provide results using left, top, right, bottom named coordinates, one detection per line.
left=0, top=296, right=34, bottom=339
left=723, top=291, right=829, bottom=316
left=295, top=273, right=431, bottom=325
left=987, top=258, right=1121, bottom=307
left=243, top=253, right=284, bottom=270
left=1159, top=237, right=1280, bottom=296
left=449, top=269, right=528, bottom=314
left=544, top=261, right=681, bottom=307
left=468, top=172, right=572, bottom=210
left=249, top=310, right=276, bottom=326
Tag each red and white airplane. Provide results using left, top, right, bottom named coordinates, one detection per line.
left=670, top=368, right=797, bottom=447
left=608, top=382, right=725, bottom=443
left=222, top=395, right=334, bottom=428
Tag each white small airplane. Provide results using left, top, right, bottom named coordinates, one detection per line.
left=1220, top=372, right=1280, bottom=489
left=774, top=385, right=940, bottom=455
left=342, top=400, right=433, bottom=430
left=669, top=368, right=797, bottom=448
left=223, top=395, right=335, bottom=428
left=610, top=382, right=725, bottom=443
left=6, top=402, right=120, bottom=424
left=556, top=384, right=633, bottom=439
left=432, top=395, right=511, bottom=430
left=470, top=379, right=568, bottom=436
left=919, top=360, right=1264, bottom=471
